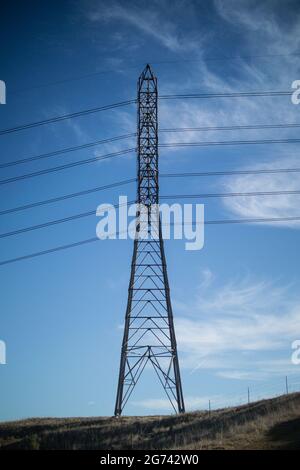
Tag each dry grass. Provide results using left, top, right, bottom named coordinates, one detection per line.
left=180, top=398, right=300, bottom=450
left=0, top=392, right=300, bottom=450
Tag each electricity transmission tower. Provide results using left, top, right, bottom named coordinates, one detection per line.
left=114, top=64, right=185, bottom=416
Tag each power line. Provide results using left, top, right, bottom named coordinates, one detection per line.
left=0, top=200, right=135, bottom=240
left=0, top=179, right=136, bottom=216
left=160, top=123, right=300, bottom=133
left=0, top=100, right=136, bottom=136
left=0, top=91, right=293, bottom=137
left=161, top=190, right=300, bottom=200
left=10, top=52, right=300, bottom=96
left=0, top=148, right=135, bottom=185
left=1, top=215, right=300, bottom=266
left=0, top=134, right=136, bottom=169
left=161, top=168, right=300, bottom=178
left=152, top=52, right=300, bottom=65
left=203, top=216, right=300, bottom=225
left=1, top=190, right=299, bottom=239
left=159, top=91, right=291, bottom=100
left=0, top=237, right=100, bottom=266
left=11, top=66, right=141, bottom=95
left=160, top=138, right=300, bottom=148
left=2, top=124, right=299, bottom=170
left=2, top=168, right=300, bottom=216
left=2, top=138, right=300, bottom=186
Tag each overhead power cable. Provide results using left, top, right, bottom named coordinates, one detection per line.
left=11, top=53, right=300, bottom=95
left=0, top=100, right=136, bottom=136
left=1, top=168, right=300, bottom=216
left=161, top=168, right=300, bottom=178
left=2, top=138, right=300, bottom=186
left=160, top=123, right=300, bottom=132
left=0, top=190, right=299, bottom=239
left=0, top=134, right=136, bottom=169
left=159, top=91, right=291, bottom=100
left=0, top=148, right=135, bottom=185
left=2, top=124, right=299, bottom=170
left=1, top=215, right=300, bottom=266
left=152, top=52, right=300, bottom=65
left=0, top=91, right=293, bottom=136
left=160, top=138, right=300, bottom=148
left=161, top=190, right=300, bottom=200
left=0, top=200, right=135, bottom=240
left=0, top=179, right=136, bottom=216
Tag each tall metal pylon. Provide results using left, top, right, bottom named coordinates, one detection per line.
left=114, top=64, right=185, bottom=416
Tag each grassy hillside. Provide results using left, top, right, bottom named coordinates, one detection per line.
left=0, top=392, right=300, bottom=450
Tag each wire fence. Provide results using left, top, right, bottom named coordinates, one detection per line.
left=206, top=376, right=300, bottom=412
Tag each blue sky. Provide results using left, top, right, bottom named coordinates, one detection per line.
left=0, top=0, right=300, bottom=420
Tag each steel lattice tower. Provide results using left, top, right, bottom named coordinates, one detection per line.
left=114, top=64, right=185, bottom=416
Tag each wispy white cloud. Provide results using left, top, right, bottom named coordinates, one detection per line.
left=221, top=155, right=300, bottom=227
left=87, top=1, right=203, bottom=53
left=83, top=0, right=300, bottom=167
left=126, top=269, right=300, bottom=409
left=174, top=273, right=300, bottom=379
left=217, top=358, right=299, bottom=381
left=65, top=117, right=90, bottom=142
left=214, top=0, right=300, bottom=55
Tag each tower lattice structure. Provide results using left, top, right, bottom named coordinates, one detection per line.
left=114, top=64, right=185, bottom=416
